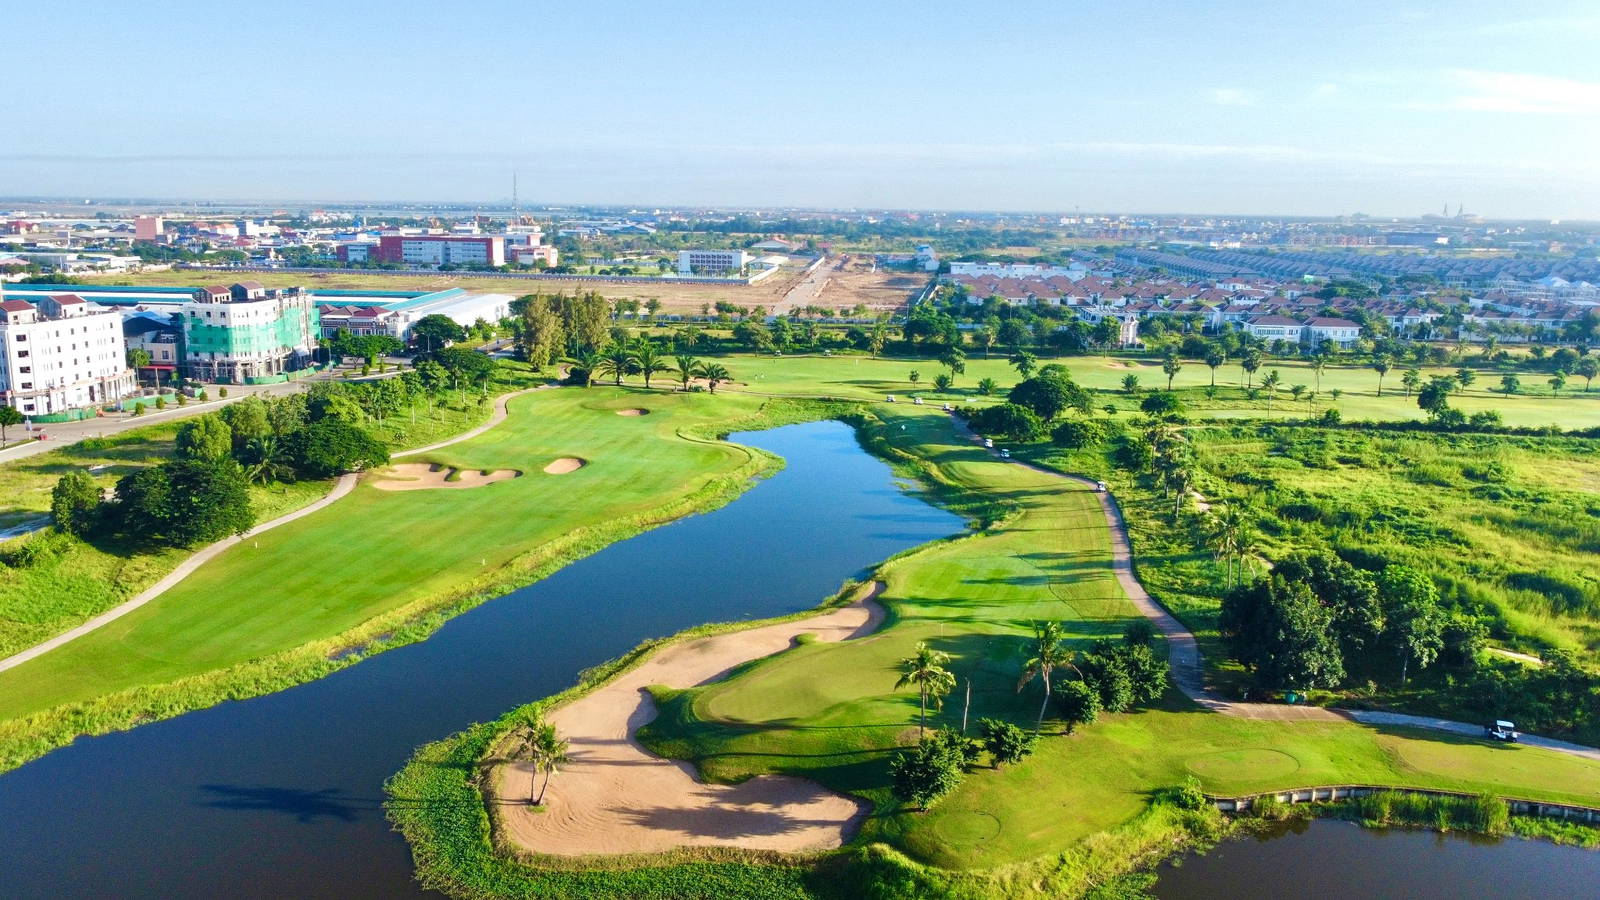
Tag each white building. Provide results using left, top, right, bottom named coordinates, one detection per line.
left=1302, top=317, right=1361, bottom=348
left=0, top=294, right=136, bottom=417
left=180, top=282, right=320, bottom=383
left=947, top=261, right=1086, bottom=280
left=677, top=249, right=750, bottom=276
left=1242, top=315, right=1305, bottom=343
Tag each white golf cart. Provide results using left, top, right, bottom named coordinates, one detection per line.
left=1485, top=720, right=1520, bottom=742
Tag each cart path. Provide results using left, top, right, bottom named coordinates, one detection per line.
left=946, top=414, right=1600, bottom=759
left=0, top=385, right=548, bottom=674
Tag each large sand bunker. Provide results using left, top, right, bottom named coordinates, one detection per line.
left=496, top=589, right=884, bottom=856
left=543, top=457, right=587, bottom=475
left=371, top=463, right=521, bottom=491
left=615, top=408, right=650, bottom=417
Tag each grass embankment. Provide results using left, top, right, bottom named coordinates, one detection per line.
left=0, top=388, right=835, bottom=772
left=721, top=353, right=1600, bottom=430
left=391, top=405, right=1600, bottom=899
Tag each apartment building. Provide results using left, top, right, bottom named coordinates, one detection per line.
left=676, top=249, right=750, bottom=276
left=180, top=282, right=320, bottom=382
left=0, top=294, right=136, bottom=417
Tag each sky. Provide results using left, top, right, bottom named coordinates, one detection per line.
left=4, top=0, right=1600, bottom=219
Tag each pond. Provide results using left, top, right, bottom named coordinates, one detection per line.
left=1153, top=817, right=1600, bottom=898
left=0, top=421, right=965, bottom=898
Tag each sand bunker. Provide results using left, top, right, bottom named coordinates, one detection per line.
left=496, top=589, right=884, bottom=856
left=543, top=457, right=587, bottom=475
left=371, top=463, right=521, bottom=491
left=615, top=408, right=650, bottom=417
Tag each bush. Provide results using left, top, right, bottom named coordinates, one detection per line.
left=1166, top=776, right=1209, bottom=811
left=977, top=718, right=1035, bottom=767
left=115, top=458, right=254, bottom=547
left=50, top=469, right=102, bottom=537
left=888, top=736, right=966, bottom=810
left=218, top=387, right=228, bottom=398
left=967, top=403, right=1044, bottom=442
left=289, top=420, right=390, bottom=478
left=1056, top=679, right=1101, bottom=732
left=1052, top=418, right=1107, bottom=449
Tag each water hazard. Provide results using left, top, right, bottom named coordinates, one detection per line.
left=0, top=421, right=964, bottom=898
left=1153, top=817, right=1600, bottom=898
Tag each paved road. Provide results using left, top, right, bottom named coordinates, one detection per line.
left=0, top=363, right=383, bottom=465
left=774, top=256, right=830, bottom=315
left=0, top=385, right=547, bottom=675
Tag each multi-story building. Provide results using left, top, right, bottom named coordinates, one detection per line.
left=676, top=249, right=750, bottom=276
left=134, top=215, right=164, bottom=242
left=0, top=294, right=136, bottom=417
left=180, top=282, right=320, bottom=383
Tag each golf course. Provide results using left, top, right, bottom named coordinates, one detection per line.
left=3, top=349, right=1598, bottom=897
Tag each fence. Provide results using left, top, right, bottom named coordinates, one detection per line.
left=1210, top=785, right=1600, bottom=824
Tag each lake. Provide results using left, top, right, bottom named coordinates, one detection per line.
left=1153, top=817, right=1600, bottom=898
left=0, top=421, right=964, bottom=898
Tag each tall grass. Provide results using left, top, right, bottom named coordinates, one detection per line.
left=1343, top=790, right=1509, bottom=835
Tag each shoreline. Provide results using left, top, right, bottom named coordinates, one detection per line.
left=493, top=584, right=887, bottom=857
left=0, top=393, right=825, bottom=774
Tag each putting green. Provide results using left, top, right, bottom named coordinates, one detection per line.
left=1185, top=748, right=1301, bottom=781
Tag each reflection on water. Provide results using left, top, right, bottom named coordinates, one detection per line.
left=1153, top=817, right=1600, bottom=899
left=0, top=421, right=963, bottom=899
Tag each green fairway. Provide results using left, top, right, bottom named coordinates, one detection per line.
left=0, top=388, right=768, bottom=722
left=720, top=352, right=1600, bottom=429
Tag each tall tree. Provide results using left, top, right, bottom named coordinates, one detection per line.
left=1379, top=565, right=1444, bottom=686
left=699, top=362, right=730, bottom=394
left=1009, top=351, right=1038, bottom=380
left=0, top=405, right=24, bottom=445
left=51, top=468, right=102, bottom=536
left=511, top=715, right=571, bottom=806
left=595, top=342, right=637, bottom=386
left=632, top=339, right=669, bottom=388
left=1240, top=348, right=1263, bottom=389
left=673, top=354, right=702, bottom=391
left=1016, top=622, right=1070, bottom=731
left=1204, top=346, right=1226, bottom=386
left=896, top=642, right=956, bottom=739
left=1371, top=353, right=1391, bottom=396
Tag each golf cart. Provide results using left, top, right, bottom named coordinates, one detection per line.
left=999, top=448, right=1011, bottom=459
left=983, top=438, right=994, bottom=448
left=1485, top=720, right=1520, bottom=742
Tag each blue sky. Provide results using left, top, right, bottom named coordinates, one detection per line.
left=5, top=0, right=1599, bottom=218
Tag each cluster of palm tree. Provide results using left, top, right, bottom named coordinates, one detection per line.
left=567, top=337, right=733, bottom=393
left=509, top=714, right=571, bottom=806
left=1205, top=503, right=1255, bottom=590
left=1145, top=422, right=1194, bottom=516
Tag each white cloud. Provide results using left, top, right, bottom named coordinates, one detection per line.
left=1441, top=69, right=1600, bottom=115
left=1207, top=88, right=1254, bottom=107
left=1309, top=83, right=1340, bottom=101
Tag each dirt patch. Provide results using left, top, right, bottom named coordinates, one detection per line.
left=371, top=463, right=521, bottom=491
left=615, top=408, right=651, bottom=417
left=496, top=588, right=884, bottom=856
left=543, top=457, right=587, bottom=475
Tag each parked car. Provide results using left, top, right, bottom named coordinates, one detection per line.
left=1486, top=720, right=1520, bottom=742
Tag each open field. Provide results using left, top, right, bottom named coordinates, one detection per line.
left=80, top=265, right=812, bottom=312
left=0, top=388, right=771, bottom=724
left=811, top=256, right=930, bottom=311
left=720, top=352, right=1600, bottom=429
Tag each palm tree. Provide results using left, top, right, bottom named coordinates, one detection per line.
left=511, top=715, right=571, bottom=806
left=896, top=641, right=955, bottom=739
left=564, top=348, right=602, bottom=388
left=674, top=354, right=702, bottom=391
left=595, top=342, right=637, bottom=386
left=242, top=435, right=294, bottom=486
left=633, top=339, right=669, bottom=389
left=700, top=362, right=730, bottom=394
left=1017, top=622, right=1069, bottom=732
left=1009, top=351, right=1038, bottom=380
left=1260, top=370, right=1281, bottom=411
left=1240, top=349, right=1263, bottom=389
left=1204, top=346, right=1226, bottom=386
left=1207, top=504, right=1253, bottom=589
left=1371, top=354, right=1391, bottom=396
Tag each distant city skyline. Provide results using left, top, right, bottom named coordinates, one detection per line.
left=7, top=0, right=1599, bottom=220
